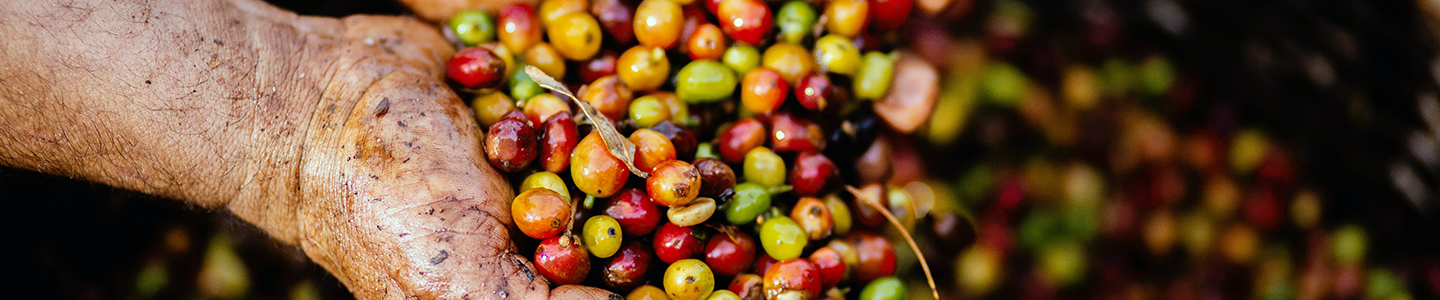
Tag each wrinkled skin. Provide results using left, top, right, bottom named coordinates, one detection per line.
left=0, top=0, right=610, bottom=299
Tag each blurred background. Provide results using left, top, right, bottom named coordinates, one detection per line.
left=6, top=0, right=1440, bottom=298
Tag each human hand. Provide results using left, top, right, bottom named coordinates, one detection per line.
left=0, top=0, right=610, bottom=298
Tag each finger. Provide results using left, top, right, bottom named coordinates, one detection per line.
left=396, top=0, right=541, bottom=24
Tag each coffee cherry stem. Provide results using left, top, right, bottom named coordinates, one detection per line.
left=845, top=185, right=939, bottom=300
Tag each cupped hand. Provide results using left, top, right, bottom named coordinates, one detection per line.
left=281, top=14, right=613, bottom=300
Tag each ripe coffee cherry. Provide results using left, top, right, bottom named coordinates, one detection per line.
left=790, top=197, right=835, bottom=240
left=705, top=231, right=758, bottom=277
left=654, top=222, right=708, bottom=263
left=602, top=241, right=656, bottom=290
left=740, top=68, right=789, bottom=115
left=605, top=188, right=664, bottom=236
left=534, top=235, right=590, bottom=285
left=728, top=273, right=764, bottom=300
left=769, top=114, right=826, bottom=153
left=580, top=75, right=635, bottom=120
left=634, top=0, right=684, bottom=48
left=716, top=0, right=772, bottom=45
left=763, top=258, right=821, bottom=300
left=630, top=128, right=679, bottom=173
left=794, top=73, right=835, bottom=111
left=538, top=112, right=579, bottom=173
left=789, top=152, right=839, bottom=196
left=571, top=131, right=630, bottom=197
left=825, top=0, right=869, bottom=37
left=498, top=4, right=542, bottom=52
left=618, top=46, right=672, bottom=92
left=844, top=231, right=897, bottom=282
left=867, top=0, right=913, bottom=31
left=591, top=0, right=635, bottom=43
left=753, top=253, right=779, bottom=276
left=687, top=23, right=728, bottom=61
left=512, top=188, right=572, bottom=239
left=648, top=160, right=703, bottom=207
left=718, top=118, right=767, bottom=164
left=808, top=247, right=847, bottom=289
left=485, top=115, right=537, bottom=173
left=548, top=12, right=604, bottom=60
left=522, top=94, right=572, bottom=126
left=580, top=50, right=619, bottom=83
left=664, top=259, right=716, bottom=300
left=447, top=47, right=508, bottom=89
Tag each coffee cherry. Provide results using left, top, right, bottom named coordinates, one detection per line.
left=606, top=188, right=664, bottom=236
left=762, top=43, right=816, bottom=85
left=687, top=23, right=728, bottom=61
left=591, top=0, right=635, bottom=43
left=602, top=241, right=656, bottom=291
left=858, top=276, right=905, bottom=300
left=743, top=147, right=786, bottom=188
left=538, top=111, right=579, bottom=173
left=630, top=128, right=678, bottom=173
left=471, top=91, right=516, bottom=128
left=539, top=0, right=588, bottom=27
left=740, top=68, right=789, bottom=115
left=759, top=216, right=807, bottom=260
left=724, top=182, right=773, bottom=225
left=718, top=118, right=767, bottom=164
left=522, top=93, right=572, bottom=126
left=634, top=0, right=684, bottom=49
left=824, top=194, right=854, bottom=236
left=770, top=114, right=826, bottom=153
left=649, top=160, right=703, bottom=207
left=854, top=51, right=897, bottom=100
left=794, top=73, right=834, bottom=111
left=728, top=273, right=764, bottom=300
left=664, top=259, right=716, bottom=300
left=676, top=60, right=739, bottom=104
left=655, top=222, right=708, bottom=263
left=694, top=158, right=737, bottom=200
left=705, top=290, right=741, bottom=300
left=584, top=215, right=625, bottom=258
left=808, top=247, right=847, bottom=289
left=775, top=1, right=818, bottom=45
left=722, top=43, right=763, bottom=75
left=580, top=75, right=635, bottom=120
left=628, top=285, right=669, bottom=300
left=762, top=258, right=821, bottom=300
left=867, top=0, right=912, bottom=31
left=485, top=115, right=537, bottom=173
left=521, top=171, right=571, bottom=200
left=571, top=131, right=630, bottom=198
left=813, top=34, right=862, bottom=76
left=581, top=50, right=620, bottom=83
left=844, top=231, right=896, bottom=282
left=508, top=63, right=546, bottom=101
left=716, top=0, right=772, bottom=45
left=825, top=0, right=869, bottom=37
left=450, top=10, right=496, bottom=47
left=448, top=47, right=507, bottom=89
left=705, top=231, right=758, bottom=277
left=753, top=253, right=779, bottom=276
left=791, top=197, right=835, bottom=240
left=650, top=120, right=700, bottom=160
left=789, top=152, right=838, bottom=196
left=524, top=43, right=567, bottom=79
left=512, top=188, right=572, bottom=239
left=548, top=12, right=603, bottom=60
left=534, top=235, right=590, bottom=285
left=618, top=46, right=672, bottom=92
left=498, top=4, right=542, bottom=52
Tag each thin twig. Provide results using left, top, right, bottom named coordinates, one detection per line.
left=847, top=185, right=940, bottom=300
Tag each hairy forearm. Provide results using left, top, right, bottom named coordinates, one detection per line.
left=0, top=0, right=338, bottom=240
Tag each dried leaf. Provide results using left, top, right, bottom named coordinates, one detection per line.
left=526, top=66, right=650, bottom=178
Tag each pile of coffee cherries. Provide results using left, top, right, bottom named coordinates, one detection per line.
left=443, top=0, right=931, bottom=299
